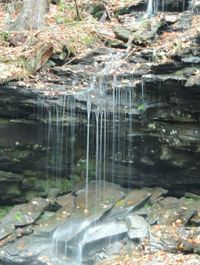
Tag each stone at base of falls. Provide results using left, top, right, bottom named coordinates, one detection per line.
left=106, top=241, right=123, bottom=256
left=104, top=188, right=152, bottom=221
left=52, top=181, right=125, bottom=258
left=80, top=221, right=128, bottom=256
left=2, top=185, right=200, bottom=264
left=126, top=215, right=149, bottom=239
left=34, top=194, right=75, bottom=236
left=149, top=225, right=200, bottom=254
left=148, top=196, right=197, bottom=226
left=0, top=198, right=50, bottom=241
left=0, top=235, right=67, bottom=265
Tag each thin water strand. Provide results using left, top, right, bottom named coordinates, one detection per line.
left=85, top=95, right=91, bottom=212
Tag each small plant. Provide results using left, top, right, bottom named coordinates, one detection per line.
left=0, top=206, right=12, bottom=220
left=186, top=198, right=194, bottom=204
left=144, top=202, right=152, bottom=208
left=138, top=103, right=145, bottom=112
left=59, top=0, right=67, bottom=11
left=0, top=31, right=9, bottom=42
left=14, top=212, right=23, bottom=222
left=55, top=14, right=64, bottom=24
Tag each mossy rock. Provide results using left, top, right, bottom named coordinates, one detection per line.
left=0, top=206, right=12, bottom=220
left=7, top=184, right=21, bottom=196
left=87, top=4, right=105, bottom=19
left=23, top=174, right=73, bottom=201
left=130, top=18, right=163, bottom=45
left=113, top=26, right=131, bottom=42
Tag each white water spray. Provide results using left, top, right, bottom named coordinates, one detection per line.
left=146, top=0, right=159, bottom=17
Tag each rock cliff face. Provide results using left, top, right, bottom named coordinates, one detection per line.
left=0, top=0, right=200, bottom=203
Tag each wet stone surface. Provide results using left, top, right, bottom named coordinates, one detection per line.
left=0, top=1, right=200, bottom=264
left=0, top=182, right=200, bottom=264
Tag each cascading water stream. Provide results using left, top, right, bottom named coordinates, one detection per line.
left=146, top=0, right=158, bottom=17
left=50, top=51, right=148, bottom=264
left=146, top=0, right=189, bottom=15
left=85, top=95, right=91, bottom=212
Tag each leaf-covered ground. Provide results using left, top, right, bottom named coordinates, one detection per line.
left=0, top=0, right=199, bottom=85
left=98, top=250, right=200, bottom=265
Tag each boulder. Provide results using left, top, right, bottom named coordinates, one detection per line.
left=126, top=215, right=149, bottom=239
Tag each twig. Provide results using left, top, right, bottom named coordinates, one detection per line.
left=103, top=3, right=112, bottom=22
left=73, top=0, right=81, bottom=21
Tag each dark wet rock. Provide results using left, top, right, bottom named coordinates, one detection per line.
left=178, top=196, right=200, bottom=226
left=1, top=188, right=200, bottom=264
left=0, top=235, right=55, bottom=265
left=149, top=225, right=189, bottom=252
left=185, top=192, right=200, bottom=200
left=126, top=215, right=149, bottom=239
left=86, top=3, right=105, bottom=20
left=105, top=241, right=123, bottom=256
left=0, top=0, right=200, bottom=204
left=1, top=198, right=50, bottom=227
left=142, top=187, right=168, bottom=203
left=35, top=194, right=75, bottom=236
left=129, top=16, right=163, bottom=45
left=150, top=61, right=185, bottom=74
left=104, top=188, right=151, bottom=221
left=147, top=196, right=197, bottom=226
left=150, top=225, right=200, bottom=254
left=0, top=198, right=49, bottom=241
left=79, top=221, right=128, bottom=257
left=159, top=208, right=196, bottom=226
left=115, top=0, right=146, bottom=15
left=75, top=181, right=124, bottom=212
left=143, top=73, right=187, bottom=85
left=52, top=181, right=125, bottom=257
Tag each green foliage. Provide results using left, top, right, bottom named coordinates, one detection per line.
left=14, top=212, right=23, bottom=222
left=7, top=185, right=21, bottom=196
left=58, top=0, right=67, bottom=11
left=0, top=31, right=9, bottom=42
left=186, top=198, right=194, bottom=204
left=55, top=14, right=64, bottom=24
left=144, top=202, right=152, bottom=208
left=75, top=159, right=96, bottom=178
left=25, top=191, right=38, bottom=201
left=81, top=35, right=95, bottom=46
left=115, top=199, right=124, bottom=207
left=0, top=206, right=12, bottom=220
left=138, top=103, right=145, bottom=112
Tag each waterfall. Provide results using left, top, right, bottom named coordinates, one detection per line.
left=146, top=0, right=159, bottom=17
left=49, top=51, right=147, bottom=263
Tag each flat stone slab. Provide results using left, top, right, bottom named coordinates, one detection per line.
left=105, top=188, right=152, bottom=221
left=52, top=181, right=125, bottom=255
left=75, top=180, right=125, bottom=212
left=149, top=225, right=200, bottom=254
left=0, top=235, right=50, bottom=265
left=126, top=215, right=149, bottom=239
left=83, top=221, right=128, bottom=245
left=147, top=196, right=197, bottom=226
left=0, top=198, right=50, bottom=240
left=35, top=194, right=75, bottom=236
left=143, top=187, right=168, bottom=203
left=67, top=221, right=128, bottom=263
